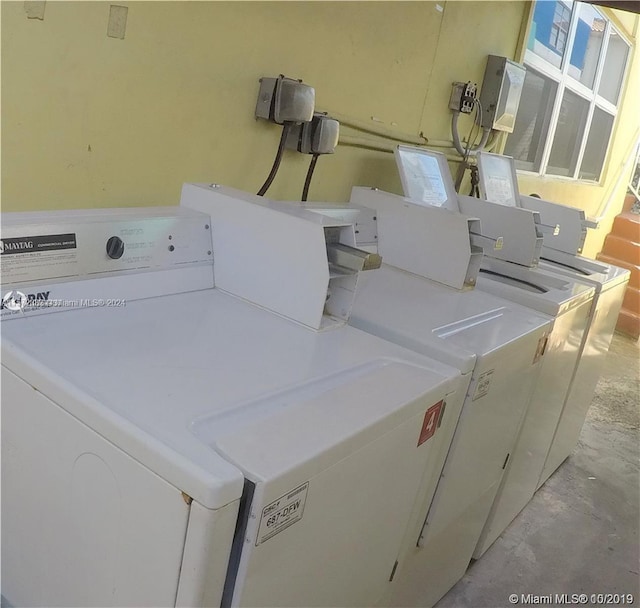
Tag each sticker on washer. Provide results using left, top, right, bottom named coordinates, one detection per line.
left=256, top=482, right=309, bottom=546
left=417, top=400, right=443, bottom=446
left=533, top=335, right=549, bottom=364
left=472, top=369, right=495, bottom=401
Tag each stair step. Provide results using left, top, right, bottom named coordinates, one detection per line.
left=601, top=234, right=640, bottom=265
left=616, top=309, right=640, bottom=340
left=622, top=194, right=638, bottom=213
left=596, top=254, right=640, bottom=289
left=611, top=213, right=640, bottom=242
left=622, top=286, right=640, bottom=315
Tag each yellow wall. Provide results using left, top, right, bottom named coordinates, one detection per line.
left=1, top=1, right=524, bottom=207
left=2, top=1, right=637, bottom=259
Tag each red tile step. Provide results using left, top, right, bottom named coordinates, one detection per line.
left=610, top=212, right=640, bottom=243
left=601, top=234, right=640, bottom=265
left=615, top=309, right=640, bottom=340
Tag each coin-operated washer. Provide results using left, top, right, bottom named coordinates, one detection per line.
left=0, top=185, right=469, bottom=608
left=392, top=145, right=596, bottom=560
left=476, top=151, right=630, bottom=486
left=304, top=191, right=552, bottom=608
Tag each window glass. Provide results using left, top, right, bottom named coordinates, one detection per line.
left=568, top=3, right=605, bottom=88
left=598, top=30, right=629, bottom=104
left=546, top=89, right=590, bottom=176
left=504, top=68, right=557, bottom=171
left=530, top=0, right=574, bottom=69
left=579, top=107, right=614, bottom=180
left=512, top=1, right=629, bottom=181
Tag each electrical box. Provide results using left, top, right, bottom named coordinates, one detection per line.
left=255, top=76, right=315, bottom=125
left=286, top=113, right=340, bottom=155
left=449, top=82, right=477, bottom=114
left=478, top=56, right=526, bottom=133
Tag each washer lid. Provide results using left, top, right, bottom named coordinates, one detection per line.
left=477, top=257, right=595, bottom=316
left=2, top=287, right=460, bottom=509
left=539, top=249, right=631, bottom=292
left=351, top=265, right=551, bottom=373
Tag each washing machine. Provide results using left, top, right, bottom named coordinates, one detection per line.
left=393, top=145, right=596, bottom=560
left=475, top=151, right=630, bottom=486
left=0, top=185, right=469, bottom=608
left=306, top=188, right=552, bottom=608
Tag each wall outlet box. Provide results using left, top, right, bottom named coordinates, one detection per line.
left=255, top=76, right=315, bottom=125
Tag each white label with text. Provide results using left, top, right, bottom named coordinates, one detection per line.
left=256, top=482, right=309, bottom=546
left=473, top=369, right=495, bottom=401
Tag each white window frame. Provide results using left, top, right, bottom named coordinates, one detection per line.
left=514, top=1, right=632, bottom=183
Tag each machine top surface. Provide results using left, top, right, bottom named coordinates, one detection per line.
left=477, top=257, right=596, bottom=316
left=352, top=265, right=551, bottom=373
left=539, top=250, right=631, bottom=293
left=2, top=286, right=460, bottom=509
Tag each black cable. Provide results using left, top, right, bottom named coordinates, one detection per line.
left=302, top=154, right=319, bottom=202
left=257, top=122, right=292, bottom=196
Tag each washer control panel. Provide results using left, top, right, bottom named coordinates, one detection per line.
left=0, top=207, right=213, bottom=286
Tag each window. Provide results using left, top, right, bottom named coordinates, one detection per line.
left=505, top=0, right=631, bottom=182
left=550, top=2, right=571, bottom=54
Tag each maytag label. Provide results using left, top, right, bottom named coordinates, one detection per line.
left=0, top=234, right=77, bottom=255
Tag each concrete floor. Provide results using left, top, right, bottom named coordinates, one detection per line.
left=437, top=332, right=640, bottom=608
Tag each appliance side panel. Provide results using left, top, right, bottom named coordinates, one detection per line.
left=229, top=386, right=458, bottom=608
left=540, top=281, right=628, bottom=484
left=1, top=367, right=191, bottom=608
left=474, top=298, right=592, bottom=557
left=176, top=499, right=240, bottom=608
left=420, top=326, right=545, bottom=546
left=378, top=374, right=471, bottom=608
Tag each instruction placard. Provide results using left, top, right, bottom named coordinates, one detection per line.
left=256, top=482, right=309, bottom=546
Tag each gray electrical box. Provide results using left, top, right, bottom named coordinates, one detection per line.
left=255, top=76, right=315, bottom=125
left=478, top=56, right=526, bottom=133
left=287, top=113, right=340, bottom=155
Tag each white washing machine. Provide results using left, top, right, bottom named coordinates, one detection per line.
left=307, top=188, right=552, bottom=608
left=0, top=185, right=469, bottom=608
left=475, top=151, right=630, bottom=486
left=536, top=255, right=629, bottom=485
left=393, top=146, right=596, bottom=560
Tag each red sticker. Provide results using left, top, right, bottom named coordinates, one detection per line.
left=418, top=400, right=443, bottom=446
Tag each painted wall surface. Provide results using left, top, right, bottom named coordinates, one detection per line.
left=1, top=1, right=524, bottom=207
left=1, top=1, right=637, bottom=259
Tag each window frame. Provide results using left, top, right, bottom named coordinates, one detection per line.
left=512, top=1, right=633, bottom=183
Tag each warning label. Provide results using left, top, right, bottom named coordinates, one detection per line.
left=0, top=234, right=77, bottom=255
left=256, top=482, right=309, bottom=546
left=472, top=369, right=495, bottom=401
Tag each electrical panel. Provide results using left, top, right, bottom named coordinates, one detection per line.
left=449, top=81, right=477, bottom=114
left=478, top=56, right=526, bottom=133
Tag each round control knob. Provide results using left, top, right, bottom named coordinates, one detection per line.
left=106, top=236, right=125, bottom=259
